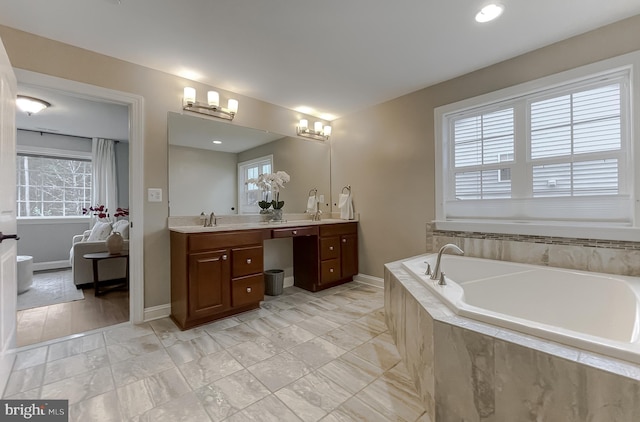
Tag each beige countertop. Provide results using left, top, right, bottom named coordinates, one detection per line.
left=168, top=215, right=357, bottom=234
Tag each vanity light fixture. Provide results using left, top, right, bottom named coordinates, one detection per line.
left=297, top=119, right=332, bottom=141
left=475, top=3, right=504, bottom=23
left=182, top=87, right=238, bottom=121
left=16, top=95, right=51, bottom=116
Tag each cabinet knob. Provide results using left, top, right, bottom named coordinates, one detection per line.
left=342, top=238, right=347, bottom=243
left=246, top=258, right=252, bottom=264
left=222, top=255, right=228, bottom=260
left=292, top=230, right=297, bottom=235
left=330, top=268, right=334, bottom=273
left=329, top=246, right=334, bottom=251
left=246, top=287, right=252, bottom=293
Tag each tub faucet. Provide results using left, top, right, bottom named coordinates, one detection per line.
left=430, top=244, right=464, bottom=281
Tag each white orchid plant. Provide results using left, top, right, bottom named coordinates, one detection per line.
left=246, top=170, right=291, bottom=210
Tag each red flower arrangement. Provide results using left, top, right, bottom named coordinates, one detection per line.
left=83, top=205, right=129, bottom=220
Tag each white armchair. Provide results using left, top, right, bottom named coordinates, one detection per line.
left=69, top=226, right=129, bottom=287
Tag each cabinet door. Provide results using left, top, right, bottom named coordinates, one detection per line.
left=188, top=250, right=231, bottom=319
left=341, top=234, right=358, bottom=279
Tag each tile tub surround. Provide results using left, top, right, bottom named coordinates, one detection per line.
left=3, top=282, right=430, bottom=422
left=427, top=223, right=640, bottom=277
left=385, top=259, right=640, bottom=422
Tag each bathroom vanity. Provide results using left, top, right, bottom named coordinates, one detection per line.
left=170, top=219, right=358, bottom=329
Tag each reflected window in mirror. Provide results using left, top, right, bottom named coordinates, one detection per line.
left=238, top=155, right=273, bottom=214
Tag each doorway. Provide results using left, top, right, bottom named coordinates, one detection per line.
left=12, top=69, right=144, bottom=347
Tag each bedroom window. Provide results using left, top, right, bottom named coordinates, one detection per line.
left=16, top=153, right=92, bottom=217
left=435, top=52, right=640, bottom=240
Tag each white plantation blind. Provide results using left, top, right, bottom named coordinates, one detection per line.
left=443, top=70, right=631, bottom=224
left=452, top=107, right=514, bottom=199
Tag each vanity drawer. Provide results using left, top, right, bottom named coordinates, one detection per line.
left=232, top=274, right=264, bottom=307
left=188, top=230, right=265, bottom=252
left=320, top=259, right=341, bottom=284
left=272, top=226, right=318, bottom=238
left=319, top=222, right=357, bottom=237
left=320, top=237, right=340, bottom=260
left=231, top=245, right=263, bottom=278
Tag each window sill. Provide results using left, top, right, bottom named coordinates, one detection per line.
left=433, top=220, right=640, bottom=242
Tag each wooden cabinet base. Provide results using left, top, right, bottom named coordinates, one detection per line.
left=170, top=302, right=260, bottom=330
left=171, top=222, right=358, bottom=329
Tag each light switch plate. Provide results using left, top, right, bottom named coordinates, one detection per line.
left=318, top=194, right=325, bottom=203
left=148, top=188, right=162, bottom=202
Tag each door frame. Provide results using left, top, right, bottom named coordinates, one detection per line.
left=15, top=69, right=145, bottom=324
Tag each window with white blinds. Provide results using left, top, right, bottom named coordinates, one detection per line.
left=440, top=69, right=632, bottom=226
left=237, top=155, right=273, bottom=214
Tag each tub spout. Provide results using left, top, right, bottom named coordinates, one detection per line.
left=430, top=244, right=464, bottom=281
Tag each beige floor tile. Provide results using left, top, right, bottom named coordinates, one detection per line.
left=247, top=351, right=311, bottom=392
left=5, top=284, right=430, bottom=422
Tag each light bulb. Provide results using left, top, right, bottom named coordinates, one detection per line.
left=207, top=91, right=219, bottom=107
left=183, top=87, right=196, bottom=105
left=228, top=99, right=239, bottom=114
left=299, top=119, right=308, bottom=131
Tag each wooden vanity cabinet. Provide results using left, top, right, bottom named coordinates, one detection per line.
left=293, top=222, right=358, bottom=292
left=171, top=230, right=266, bottom=330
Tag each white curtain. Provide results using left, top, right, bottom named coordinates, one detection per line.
left=92, top=138, right=118, bottom=219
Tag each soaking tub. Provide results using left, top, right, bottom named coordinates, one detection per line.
left=401, top=254, right=640, bottom=364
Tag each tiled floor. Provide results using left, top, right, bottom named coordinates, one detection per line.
left=3, top=282, right=430, bottom=422
left=17, top=270, right=129, bottom=347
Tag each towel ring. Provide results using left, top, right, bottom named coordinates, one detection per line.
left=341, top=185, right=351, bottom=194
left=308, top=188, right=318, bottom=196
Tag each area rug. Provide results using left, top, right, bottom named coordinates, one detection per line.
left=17, top=269, right=85, bottom=311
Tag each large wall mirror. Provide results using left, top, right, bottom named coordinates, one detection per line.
left=168, top=112, right=331, bottom=216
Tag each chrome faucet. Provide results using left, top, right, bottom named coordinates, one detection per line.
left=306, top=189, right=322, bottom=221
left=312, top=198, right=322, bottom=221
left=204, top=211, right=217, bottom=227
left=430, top=244, right=464, bottom=283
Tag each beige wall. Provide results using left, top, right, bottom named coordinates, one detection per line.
left=0, top=25, right=319, bottom=307
left=331, top=14, right=640, bottom=277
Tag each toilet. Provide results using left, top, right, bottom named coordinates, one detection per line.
left=17, top=255, right=33, bottom=294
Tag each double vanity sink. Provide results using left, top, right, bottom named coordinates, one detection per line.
left=169, top=218, right=351, bottom=233
left=169, top=217, right=358, bottom=329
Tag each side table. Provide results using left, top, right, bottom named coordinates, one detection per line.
left=82, top=252, right=129, bottom=296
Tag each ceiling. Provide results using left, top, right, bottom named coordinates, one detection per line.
left=2, top=0, right=640, bottom=121
left=16, top=83, right=129, bottom=141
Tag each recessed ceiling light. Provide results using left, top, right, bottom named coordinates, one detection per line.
left=475, top=3, right=504, bottom=23
left=212, top=140, right=222, bottom=144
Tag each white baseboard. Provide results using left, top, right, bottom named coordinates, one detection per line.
left=283, top=275, right=294, bottom=288
left=33, top=260, right=70, bottom=272
left=143, top=304, right=171, bottom=322
left=353, top=273, right=384, bottom=288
